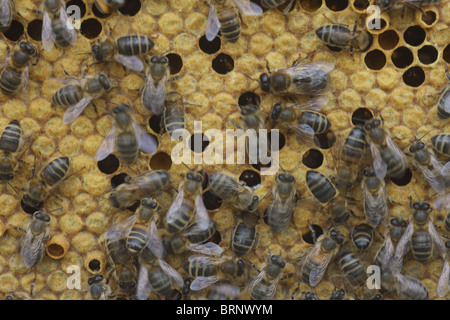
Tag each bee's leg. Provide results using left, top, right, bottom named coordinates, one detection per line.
left=9, top=224, right=26, bottom=233
left=91, top=101, right=99, bottom=114
left=168, top=75, right=180, bottom=82
left=292, top=52, right=314, bottom=67
left=280, top=272, right=294, bottom=282
left=30, top=268, right=37, bottom=297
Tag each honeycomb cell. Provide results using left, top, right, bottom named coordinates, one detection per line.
left=404, top=25, right=426, bottom=46
left=325, top=0, right=348, bottom=11
left=150, top=152, right=172, bottom=171
left=46, top=233, right=70, bottom=259
left=415, top=7, right=439, bottom=29
left=97, top=154, right=120, bottom=175
left=403, top=66, right=426, bottom=87
left=352, top=107, right=373, bottom=126
left=83, top=173, right=110, bottom=196
left=72, top=193, right=96, bottom=216
left=27, top=19, right=42, bottom=41
left=86, top=212, right=109, bottom=234
left=67, top=0, right=87, bottom=18
left=46, top=271, right=68, bottom=293
left=302, top=149, right=323, bottom=169
left=392, top=46, right=414, bottom=69
left=3, top=99, right=26, bottom=119
left=444, top=44, right=450, bottom=63
left=3, top=20, right=24, bottom=42
left=418, top=45, right=438, bottom=65
left=199, top=35, right=221, bottom=55
left=302, top=224, right=323, bottom=244
left=166, top=53, right=183, bottom=75
left=378, top=30, right=400, bottom=51
left=60, top=213, right=84, bottom=234
left=84, top=250, right=107, bottom=274
left=0, top=194, right=18, bottom=217
left=239, top=170, right=261, bottom=188
left=351, top=0, right=370, bottom=12
left=299, top=0, right=322, bottom=11
left=159, top=12, right=184, bottom=36
left=0, top=272, right=18, bottom=292
left=351, top=70, right=376, bottom=91
left=71, top=232, right=98, bottom=254
left=119, top=0, right=141, bottom=16
left=80, top=18, right=102, bottom=39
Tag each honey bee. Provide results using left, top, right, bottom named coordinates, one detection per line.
left=376, top=0, right=442, bottom=14
left=163, top=220, right=223, bottom=256
left=431, top=133, right=450, bottom=157
left=394, top=199, right=447, bottom=265
left=230, top=211, right=259, bottom=257
left=184, top=254, right=246, bottom=291
left=23, top=156, right=70, bottom=208
left=337, top=251, right=367, bottom=287
left=91, top=35, right=154, bottom=72
left=0, top=41, right=38, bottom=97
left=165, top=170, right=211, bottom=234
left=407, top=139, right=449, bottom=194
left=297, top=227, right=344, bottom=287
left=163, top=92, right=185, bottom=138
left=95, top=104, right=158, bottom=165
left=260, top=0, right=295, bottom=12
left=0, top=119, right=26, bottom=183
left=364, top=114, right=409, bottom=180
left=373, top=217, right=407, bottom=269
left=0, top=0, right=14, bottom=32
left=108, top=170, right=171, bottom=209
left=436, top=69, right=450, bottom=119
left=41, top=0, right=77, bottom=51
left=244, top=254, right=292, bottom=300
left=141, top=55, right=170, bottom=116
left=208, top=171, right=259, bottom=212
left=361, top=166, right=388, bottom=228
left=437, top=240, right=450, bottom=297
left=266, top=172, right=297, bottom=233
left=259, top=55, right=334, bottom=96
left=315, top=23, right=373, bottom=54
left=305, top=170, right=353, bottom=224
left=88, top=275, right=112, bottom=300
left=52, top=72, right=116, bottom=124
left=205, top=0, right=263, bottom=43
left=94, top=0, right=125, bottom=15
left=208, top=283, right=241, bottom=300
left=270, top=96, right=330, bottom=147
left=351, top=223, right=374, bottom=252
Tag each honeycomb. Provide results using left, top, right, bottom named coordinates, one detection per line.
left=0, top=0, right=448, bottom=300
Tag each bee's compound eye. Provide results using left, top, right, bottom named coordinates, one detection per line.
left=259, top=73, right=270, bottom=92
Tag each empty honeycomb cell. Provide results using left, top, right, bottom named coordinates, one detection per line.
left=364, top=50, right=387, bottom=71
left=80, top=18, right=102, bottom=39
left=391, top=46, right=414, bottom=69
left=302, top=149, right=324, bottom=169
left=67, top=0, right=87, bottom=18
left=238, top=91, right=261, bottom=107
left=415, top=7, right=439, bottom=29
left=418, top=45, right=438, bottom=65
left=325, top=0, right=348, bottom=11
left=444, top=44, right=450, bottom=63
left=118, top=0, right=141, bottom=16
left=404, top=25, right=426, bottom=46
left=351, top=0, right=370, bottom=13
left=199, top=35, right=221, bottom=55
left=84, top=250, right=107, bottom=274
left=166, top=53, right=183, bottom=75
left=97, top=154, right=120, bottom=175
left=378, top=30, right=400, bottom=51
left=83, top=173, right=109, bottom=196
left=268, top=131, right=286, bottom=151
left=239, top=170, right=261, bottom=188
left=403, top=66, right=426, bottom=87
left=0, top=272, right=18, bottom=292
left=314, top=130, right=336, bottom=149
left=86, top=212, right=108, bottom=234
left=20, top=199, right=41, bottom=215
left=366, top=12, right=389, bottom=35
left=148, top=114, right=164, bottom=134
left=189, top=133, right=210, bottom=154
left=110, top=172, right=129, bottom=188
left=390, top=168, right=413, bottom=186
left=150, top=152, right=172, bottom=171
left=3, top=20, right=24, bottom=42
left=212, top=53, right=235, bottom=75
left=0, top=195, right=17, bottom=217
left=46, top=233, right=70, bottom=259
left=299, top=0, right=322, bottom=11
left=302, top=224, right=323, bottom=244
left=351, top=107, right=373, bottom=126
left=27, top=19, right=42, bottom=41
left=202, top=191, right=222, bottom=214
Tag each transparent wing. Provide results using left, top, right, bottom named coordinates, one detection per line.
left=142, top=75, right=167, bottom=116
left=158, top=258, right=184, bottom=287
left=286, top=61, right=335, bottom=76
left=132, top=121, right=158, bottom=155
left=369, top=141, right=387, bottom=180
left=362, top=183, right=387, bottom=228
left=441, top=161, right=450, bottom=177
left=267, top=190, right=296, bottom=231
left=115, top=54, right=144, bottom=72
left=265, top=278, right=281, bottom=300
left=414, top=155, right=447, bottom=194
left=146, top=220, right=163, bottom=259
left=433, top=194, right=450, bottom=211
left=105, top=214, right=137, bottom=240
left=385, top=134, right=409, bottom=173
left=437, top=259, right=449, bottom=298
left=42, top=10, right=55, bottom=51
left=165, top=185, right=185, bottom=226
left=308, top=247, right=333, bottom=287
left=187, top=254, right=226, bottom=265
left=428, top=220, right=446, bottom=259
left=191, top=275, right=221, bottom=291
left=187, top=242, right=223, bottom=256
left=63, top=97, right=92, bottom=124
left=234, top=0, right=263, bottom=15
left=136, top=263, right=151, bottom=300
left=59, top=4, right=77, bottom=46
left=21, top=229, right=45, bottom=269
left=289, top=123, right=315, bottom=147
left=95, top=125, right=116, bottom=161
left=0, top=0, right=11, bottom=27
left=205, top=4, right=220, bottom=41
left=393, top=220, right=414, bottom=264
left=242, top=268, right=266, bottom=296
left=290, top=96, right=329, bottom=112
left=195, top=194, right=210, bottom=230
left=20, top=66, right=30, bottom=99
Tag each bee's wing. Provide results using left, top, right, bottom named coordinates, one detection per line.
left=205, top=3, right=220, bottom=41
left=368, top=141, right=387, bottom=180
left=195, top=194, right=211, bottom=230
left=437, top=259, right=449, bottom=298
left=242, top=269, right=266, bottom=296
left=0, top=0, right=11, bottom=27
left=191, top=275, right=221, bottom=291
left=188, top=254, right=226, bottom=265
left=105, top=214, right=137, bottom=240
left=131, top=121, right=158, bottom=155
left=115, top=54, right=144, bottom=72
left=308, top=245, right=333, bottom=287
left=142, top=75, right=167, bottom=116
left=433, top=194, right=450, bottom=211
left=382, top=233, right=395, bottom=266
left=21, top=229, right=45, bottom=269
left=429, top=220, right=447, bottom=259
left=165, top=185, right=185, bottom=226
left=234, top=0, right=263, bottom=15
left=268, top=191, right=296, bottom=230
left=95, top=125, right=117, bottom=161
left=146, top=219, right=163, bottom=259
left=59, top=4, right=77, bottom=46
left=414, top=155, right=447, bottom=194
left=289, top=123, right=315, bottom=147
left=291, top=96, right=329, bottom=112
left=287, top=61, right=335, bottom=76
left=362, top=182, right=387, bottom=227
left=187, top=242, right=223, bottom=256
left=441, top=161, right=450, bottom=177
left=385, top=134, right=409, bottom=173
left=20, top=66, right=31, bottom=100
left=136, top=263, right=151, bottom=300
left=393, top=220, right=414, bottom=266
left=63, top=97, right=92, bottom=124
left=42, top=10, right=55, bottom=51
left=265, top=278, right=281, bottom=300
left=158, top=258, right=184, bottom=287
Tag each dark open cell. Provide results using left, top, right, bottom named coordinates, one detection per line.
left=21, top=198, right=43, bottom=214
left=267, top=131, right=286, bottom=151
left=27, top=19, right=43, bottom=41
left=47, top=243, right=64, bottom=257
left=300, top=0, right=322, bottom=11
left=66, top=0, right=87, bottom=18
left=402, top=66, right=425, bottom=87
left=302, top=149, right=324, bottom=169
left=203, top=190, right=223, bottom=210
left=378, top=30, right=399, bottom=51
left=80, top=18, right=102, bottom=39
left=92, top=2, right=111, bottom=18
left=392, top=46, right=414, bottom=69
left=97, top=154, right=120, bottom=174
left=390, top=168, right=412, bottom=186
left=353, top=0, right=370, bottom=10
left=444, top=44, right=450, bottom=64
left=208, top=229, right=222, bottom=245
left=404, top=26, right=426, bottom=46
left=149, top=114, right=164, bottom=134
left=352, top=107, right=373, bottom=126
left=421, top=10, right=437, bottom=26
left=212, top=53, right=234, bottom=75
left=302, top=224, right=324, bottom=244
left=364, top=49, right=386, bottom=70
left=119, top=0, right=141, bottom=16
left=314, top=130, right=336, bottom=149
left=325, top=0, right=348, bottom=11
left=239, top=170, right=261, bottom=189
left=3, top=20, right=24, bottom=42
left=189, top=133, right=210, bottom=153
left=199, top=34, right=221, bottom=55
left=238, top=92, right=261, bottom=107
left=252, top=160, right=273, bottom=172
left=418, top=45, right=438, bottom=65
left=166, top=53, right=183, bottom=74
left=110, top=172, right=129, bottom=188
left=88, top=259, right=101, bottom=273
left=150, top=152, right=172, bottom=171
